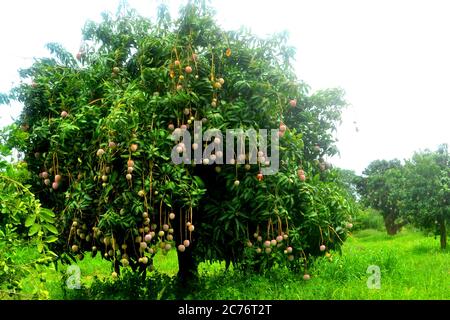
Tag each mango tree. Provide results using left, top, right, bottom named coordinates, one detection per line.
left=2, top=1, right=355, bottom=282
left=403, top=144, right=449, bottom=249
left=357, top=159, right=408, bottom=235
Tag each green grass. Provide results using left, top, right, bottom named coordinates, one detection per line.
left=187, top=229, right=449, bottom=300
left=10, top=229, right=450, bottom=299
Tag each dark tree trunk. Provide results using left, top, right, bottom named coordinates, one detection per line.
left=384, top=212, right=399, bottom=235
left=385, top=224, right=399, bottom=235
left=439, top=219, right=447, bottom=249
left=139, top=263, right=148, bottom=281
left=114, top=259, right=120, bottom=275
left=384, top=212, right=407, bottom=235
left=177, top=249, right=198, bottom=284
left=174, top=208, right=198, bottom=285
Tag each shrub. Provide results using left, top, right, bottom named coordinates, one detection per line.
left=353, top=208, right=385, bottom=231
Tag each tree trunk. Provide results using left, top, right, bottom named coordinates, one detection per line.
left=383, top=212, right=408, bottom=235
left=114, top=259, right=121, bottom=275
left=384, top=212, right=399, bottom=235
left=385, top=224, right=398, bottom=235
left=439, top=219, right=447, bottom=249
left=177, top=249, right=198, bottom=284
left=174, top=210, right=198, bottom=285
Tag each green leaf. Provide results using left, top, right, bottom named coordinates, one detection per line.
left=44, top=235, right=59, bottom=243
left=28, top=224, right=41, bottom=236
left=25, top=214, right=36, bottom=227
left=40, top=208, right=55, bottom=217
left=43, top=223, right=58, bottom=234
left=37, top=242, right=44, bottom=253
left=39, top=209, right=55, bottom=223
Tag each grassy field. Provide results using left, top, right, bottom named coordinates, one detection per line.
left=6, top=228, right=450, bottom=300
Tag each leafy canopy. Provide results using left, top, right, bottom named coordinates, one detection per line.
left=2, top=1, right=355, bottom=275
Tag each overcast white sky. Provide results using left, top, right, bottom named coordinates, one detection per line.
left=1, top=0, right=449, bottom=174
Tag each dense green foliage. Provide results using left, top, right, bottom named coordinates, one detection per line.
left=0, top=126, right=57, bottom=297
left=357, top=159, right=408, bottom=235
left=352, top=208, right=385, bottom=232
left=402, top=145, right=449, bottom=248
left=1, top=1, right=356, bottom=279
left=0, top=125, right=58, bottom=253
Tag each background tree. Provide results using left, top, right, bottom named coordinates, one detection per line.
left=333, top=168, right=360, bottom=201
left=2, top=1, right=355, bottom=282
left=357, top=159, right=408, bottom=235
left=402, top=145, right=449, bottom=249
